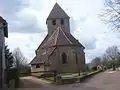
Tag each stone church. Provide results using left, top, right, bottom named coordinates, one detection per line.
left=30, top=3, right=86, bottom=73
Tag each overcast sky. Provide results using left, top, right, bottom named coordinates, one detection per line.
left=1, top=0, right=120, bottom=63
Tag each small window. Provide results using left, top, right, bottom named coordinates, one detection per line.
left=52, top=20, right=56, bottom=25
left=62, top=52, right=67, bottom=64
left=36, top=64, right=40, bottom=68
left=61, top=19, right=64, bottom=25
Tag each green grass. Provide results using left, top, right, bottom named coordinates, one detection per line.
left=41, top=70, right=101, bottom=84
left=45, top=77, right=54, bottom=81
left=43, top=71, right=96, bottom=80
left=60, top=73, right=75, bottom=76
left=41, top=77, right=55, bottom=84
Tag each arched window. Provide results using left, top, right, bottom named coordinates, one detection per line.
left=36, top=64, right=40, bottom=68
left=52, top=20, right=56, bottom=25
left=75, top=53, right=78, bottom=64
left=62, top=52, right=67, bottom=64
left=61, top=19, right=64, bottom=25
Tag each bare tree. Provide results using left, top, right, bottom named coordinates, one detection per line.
left=12, top=47, right=29, bottom=88
left=13, top=47, right=28, bottom=67
left=105, top=45, right=120, bottom=61
left=100, top=0, right=120, bottom=31
left=91, top=57, right=101, bottom=67
left=101, top=53, right=108, bottom=65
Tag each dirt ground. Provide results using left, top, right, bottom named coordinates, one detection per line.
left=18, top=70, right=120, bottom=90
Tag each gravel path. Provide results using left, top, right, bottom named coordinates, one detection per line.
left=18, top=70, right=120, bottom=90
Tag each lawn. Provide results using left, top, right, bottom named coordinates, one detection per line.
left=45, top=77, right=54, bottom=81
left=42, top=70, right=102, bottom=84
left=43, top=72, right=84, bottom=82
left=60, top=73, right=76, bottom=76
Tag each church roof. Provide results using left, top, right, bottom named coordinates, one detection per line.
left=40, top=26, right=84, bottom=57
left=47, top=3, right=70, bottom=19
left=30, top=56, right=44, bottom=65
left=36, top=35, right=49, bottom=51
left=42, top=26, right=84, bottom=48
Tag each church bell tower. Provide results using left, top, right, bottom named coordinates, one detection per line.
left=46, top=3, right=70, bottom=36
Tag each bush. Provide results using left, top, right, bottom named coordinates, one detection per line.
left=91, top=66, right=97, bottom=71
left=5, top=68, right=20, bottom=88
left=19, top=66, right=31, bottom=77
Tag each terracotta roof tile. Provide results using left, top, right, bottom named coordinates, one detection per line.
left=43, top=26, right=84, bottom=48
left=36, top=35, right=49, bottom=50
left=65, top=32, right=85, bottom=48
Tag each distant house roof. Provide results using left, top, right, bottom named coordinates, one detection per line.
left=30, top=56, right=44, bottom=65
left=0, top=16, right=8, bottom=38
left=47, top=3, right=70, bottom=20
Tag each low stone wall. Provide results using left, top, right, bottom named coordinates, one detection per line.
left=31, top=70, right=54, bottom=78
left=57, top=70, right=102, bottom=85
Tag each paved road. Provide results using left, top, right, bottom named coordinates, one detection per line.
left=18, top=70, right=120, bottom=90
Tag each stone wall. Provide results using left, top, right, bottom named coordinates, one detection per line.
left=49, top=46, right=85, bottom=73
left=31, top=64, right=44, bottom=77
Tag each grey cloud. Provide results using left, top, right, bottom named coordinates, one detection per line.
left=81, top=38, right=97, bottom=50
left=0, top=0, right=27, bottom=18
left=9, top=15, right=43, bottom=33
left=70, top=18, right=77, bottom=32
left=70, top=16, right=87, bottom=32
left=0, top=0, right=43, bottom=33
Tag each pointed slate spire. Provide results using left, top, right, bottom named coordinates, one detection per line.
left=47, top=3, right=70, bottom=19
